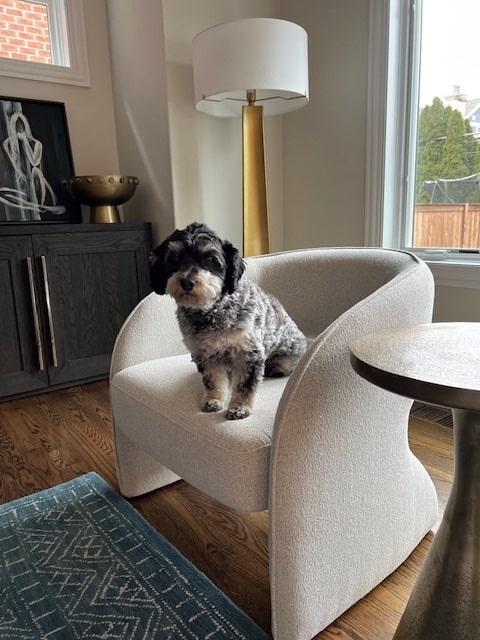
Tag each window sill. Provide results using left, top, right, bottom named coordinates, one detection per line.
left=425, top=260, right=480, bottom=289
left=0, top=59, right=89, bottom=86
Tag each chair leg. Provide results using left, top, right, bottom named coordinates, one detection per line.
left=113, top=424, right=180, bottom=497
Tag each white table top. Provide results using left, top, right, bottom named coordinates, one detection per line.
left=350, top=322, right=480, bottom=412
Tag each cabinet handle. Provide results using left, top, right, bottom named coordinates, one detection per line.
left=26, top=257, right=45, bottom=371
left=40, top=255, right=58, bottom=368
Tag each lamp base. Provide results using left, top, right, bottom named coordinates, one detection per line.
left=243, top=102, right=270, bottom=257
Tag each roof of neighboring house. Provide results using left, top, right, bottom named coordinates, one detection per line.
left=465, top=98, right=480, bottom=119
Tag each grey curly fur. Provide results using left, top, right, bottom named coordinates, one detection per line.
left=150, top=222, right=307, bottom=420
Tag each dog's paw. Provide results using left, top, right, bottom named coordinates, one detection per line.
left=201, top=398, right=224, bottom=413
left=226, top=404, right=251, bottom=420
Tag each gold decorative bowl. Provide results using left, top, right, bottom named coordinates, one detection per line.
left=64, top=175, right=140, bottom=223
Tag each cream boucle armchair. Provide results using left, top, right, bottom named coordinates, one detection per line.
left=110, top=247, right=438, bottom=640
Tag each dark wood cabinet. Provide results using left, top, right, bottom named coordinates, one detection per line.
left=0, top=223, right=151, bottom=400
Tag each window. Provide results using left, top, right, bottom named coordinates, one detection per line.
left=367, top=0, right=480, bottom=287
left=0, top=0, right=89, bottom=86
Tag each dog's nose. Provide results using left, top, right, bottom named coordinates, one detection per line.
left=180, top=277, right=195, bottom=292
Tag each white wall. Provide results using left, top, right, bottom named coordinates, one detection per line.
left=280, top=0, right=369, bottom=249
left=106, top=0, right=175, bottom=242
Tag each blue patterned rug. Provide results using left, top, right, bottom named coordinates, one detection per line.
left=0, top=473, right=269, bottom=639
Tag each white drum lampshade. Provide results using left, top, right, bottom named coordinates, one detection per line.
left=192, top=18, right=309, bottom=256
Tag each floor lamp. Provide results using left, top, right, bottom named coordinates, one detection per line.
left=192, top=18, right=309, bottom=257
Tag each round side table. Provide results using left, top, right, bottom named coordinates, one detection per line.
left=351, top=322, right=480, bottom=640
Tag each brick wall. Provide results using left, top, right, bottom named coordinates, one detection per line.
left=0, top=0, right=52, bottom=64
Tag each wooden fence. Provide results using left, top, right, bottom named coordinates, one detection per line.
left=413, top=203, right=480, bottom=248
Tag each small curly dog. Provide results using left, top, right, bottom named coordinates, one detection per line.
left=150, top=222, right=307, bottom=420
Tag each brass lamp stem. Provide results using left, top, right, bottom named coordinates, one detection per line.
left=242, top=90, right=270, bottom=257
left=246, top=89, right=256, bottom=106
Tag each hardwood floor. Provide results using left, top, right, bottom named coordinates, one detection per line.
left=0, top=381, right=453, bottom=639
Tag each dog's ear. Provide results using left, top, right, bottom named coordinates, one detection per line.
left=223, top=240, right=245, bottom=294
left=149, top=238, right=171, bottom=294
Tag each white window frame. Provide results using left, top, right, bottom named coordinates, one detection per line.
left=0, top=0, right=90, bottom=86
left=366, top=0, right=480, bottom=288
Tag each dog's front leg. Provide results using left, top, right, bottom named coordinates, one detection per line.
left=227, top=352, right=264, bottom=420
left=198, top=363, right=230, bottom=413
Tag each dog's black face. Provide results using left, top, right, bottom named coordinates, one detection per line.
left=150, top=222, right=245, bottom=309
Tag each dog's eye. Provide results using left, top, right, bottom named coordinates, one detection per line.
left=205, top=255, right=221, bottom=269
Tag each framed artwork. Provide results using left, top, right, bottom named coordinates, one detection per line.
left=0, top=97, right=81, bottom=223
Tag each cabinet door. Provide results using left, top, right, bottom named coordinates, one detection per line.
left=32, top=229, right=150, bottom=386
left=0, top=237, right=49, bottom=396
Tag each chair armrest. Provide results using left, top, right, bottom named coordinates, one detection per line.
left=271, top=259, right=435, bottom=475
left=110, top=292, right=187, bottom=378
left=268, top=259, right=438, bottom=639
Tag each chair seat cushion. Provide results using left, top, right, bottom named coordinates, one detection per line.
left=110, top=354, right=290, bottom=511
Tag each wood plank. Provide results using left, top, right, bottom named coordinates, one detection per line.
left=0, top=381, right=453, bottom=638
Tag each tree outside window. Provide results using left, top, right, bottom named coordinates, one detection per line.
left=416, top=97, right=480, bottom=205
